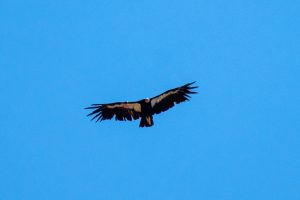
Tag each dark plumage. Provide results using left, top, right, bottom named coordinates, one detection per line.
left=85, top=81, right=198, bottom=127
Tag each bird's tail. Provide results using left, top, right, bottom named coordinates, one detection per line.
left=139, top=116, right=154, bottom=127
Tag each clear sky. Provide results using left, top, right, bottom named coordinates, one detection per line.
left=1, top=0, right=299, bottom=199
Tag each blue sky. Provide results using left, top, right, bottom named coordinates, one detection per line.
left=1, top=0, right=300, bottom=199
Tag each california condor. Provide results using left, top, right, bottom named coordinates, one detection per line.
left=85, top=81, right=198, bottom=127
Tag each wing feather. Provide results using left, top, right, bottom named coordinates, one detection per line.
left=85, top=102, right=141, bottom=122
left=150, top=81, right=198, bottom=115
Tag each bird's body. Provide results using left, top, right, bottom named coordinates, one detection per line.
left=138, top=99, right=154, bottom=127
left=85, top=82, right=197, bottom=127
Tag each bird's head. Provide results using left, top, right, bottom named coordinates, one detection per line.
left=145, top=98, right=150, bottom=103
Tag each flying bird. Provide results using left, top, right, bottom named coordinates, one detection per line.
left=85, top=81, right=198, bottom=127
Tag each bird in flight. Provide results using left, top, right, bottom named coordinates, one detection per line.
left=85, top=81, right=198, bottom=127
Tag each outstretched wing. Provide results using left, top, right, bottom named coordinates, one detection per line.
left=85, top=102, right=141, bottom=122
left=150, top=81, right=198, bottom=115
